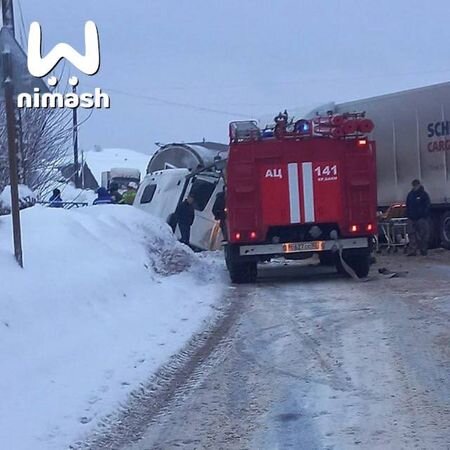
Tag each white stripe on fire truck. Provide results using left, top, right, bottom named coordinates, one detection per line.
left=287, top=163, right=301, bottom=223
left=302, top=162, right=315, bottom=222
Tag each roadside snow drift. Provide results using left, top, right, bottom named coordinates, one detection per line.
left=0, top=205, right=224, bottom=450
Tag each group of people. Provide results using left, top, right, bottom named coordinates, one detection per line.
left=48, top=182, right=139, bottom=207
left=92, top=182, right=139, bottom=205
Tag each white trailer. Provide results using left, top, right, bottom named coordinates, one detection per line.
left=312, top=82, right=450, bottom=248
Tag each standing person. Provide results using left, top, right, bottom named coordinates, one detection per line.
left=174, top=194, right=196, bottom=246
left=48, top=188, right=63, bottom=208
left=93, top=187, right=113, bottom=205
left=109, top=182, right=122, bottom=204
left=212, top=188, right=227, bottom=240
left=406, top=179, right=431, bottom=256
left=120, top=182, right=138, bottom=205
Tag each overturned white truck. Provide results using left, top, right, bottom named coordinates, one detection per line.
left=135, top=142, right=227, bottom=250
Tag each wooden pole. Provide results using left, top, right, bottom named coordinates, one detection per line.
left=3, top=49, right=23, bottom=267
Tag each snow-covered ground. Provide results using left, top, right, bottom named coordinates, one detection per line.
left=83, top=148, right=153, bottom=186
left=0, top=205, right=225, bottom=450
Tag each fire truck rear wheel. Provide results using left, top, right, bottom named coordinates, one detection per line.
left=336, top=251, right=370, bottom=278
left=319, top=252, right=337, bottom=266
left=228, top=262, right=257, bottom=284
left=351, top=255, right=370, bottom=278
left=224, top=244, right=257, bottom=283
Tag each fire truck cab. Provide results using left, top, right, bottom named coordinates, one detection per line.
left=224, top=113, right=377, bottom=283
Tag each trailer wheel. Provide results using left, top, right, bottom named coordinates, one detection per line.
left=228, top=261, right=257, bottom=284
left=440, top=211, right=450, bottom=249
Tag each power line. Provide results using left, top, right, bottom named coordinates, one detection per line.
left=83, top=83, right=252, bottom=118
left=99, top=67, right=450, bottom=93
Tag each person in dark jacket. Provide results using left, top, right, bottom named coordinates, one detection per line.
left=406, top=179, right=431, bottom=256
left=109, top=182, right=123, bottom=204
left=174, top=194, right=195, bottom=245
left=93, top=187, right=113, bottom=205
left=212, top=189, right=227, bottom=240
left=49, top=188, right=63, bottom=208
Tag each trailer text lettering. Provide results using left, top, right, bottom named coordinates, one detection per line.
left=427, top=121, right=450, bottom=138
left=428, top=139, right=450, bottom=152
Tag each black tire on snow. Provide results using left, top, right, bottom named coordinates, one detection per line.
left=228, top=262, right=257, bottom=284
left=224, top=244, right=257, bottom=283
left=336, top=252, right=370, bottom=278
left=440, top=211, right=450, bottom=250
left=319, top=252, right=336, bottom=266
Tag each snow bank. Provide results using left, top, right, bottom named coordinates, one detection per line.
left=0, top=184, right=36, bottom=211
left=0, top=205, right=225, bottom=450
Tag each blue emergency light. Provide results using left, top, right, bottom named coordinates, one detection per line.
left=295, top=119, right=311, bottom=134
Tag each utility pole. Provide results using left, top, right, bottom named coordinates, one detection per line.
left=0, top=2, right=47, bottom=267
left=2, top=0, right=25, bottom=183
left=80, top=149, right=85, bottom=189
left=3, top=49, right=23, bottom=267
left=1, top=0, right=15, bottom=34
left=2, top=0, right=22, bottom=266
left=72, top=83, right=80, bottom=188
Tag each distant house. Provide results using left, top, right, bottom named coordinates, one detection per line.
left=59, top=162, right=99, bottom=190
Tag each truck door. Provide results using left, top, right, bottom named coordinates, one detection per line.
left=188, top=176, right=224, bottom=250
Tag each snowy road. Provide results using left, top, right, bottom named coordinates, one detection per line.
left=102, top=253, right=450, bottom=450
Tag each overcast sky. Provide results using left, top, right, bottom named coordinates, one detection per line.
left=16, top=0, right=450, bottom=154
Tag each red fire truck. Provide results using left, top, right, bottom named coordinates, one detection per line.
left=224, top=112, right=377, bottom=283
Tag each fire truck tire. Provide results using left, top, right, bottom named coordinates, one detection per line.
left=319, top=252, right=337, bottom=266
left=228, top=262, right=257, bottom=284
left=440, top=211, right=450, bottom=249
left=336, top=251, right=370, bottom=278
left=224, top=244, right=258, bottom=283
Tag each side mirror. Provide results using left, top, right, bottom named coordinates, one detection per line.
left=214, top=157, right=227, bottom=171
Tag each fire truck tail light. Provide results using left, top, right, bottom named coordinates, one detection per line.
left=249, top=231, right=257, bottom=239
left=350, top=225, right=358, bottom=233
left=357, top=138, right=368, bottom=148
left=366, top=223, right=374, bottom=232
left=234, top=232, right=241, bottom=240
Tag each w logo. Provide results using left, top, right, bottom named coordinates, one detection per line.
left=27, top=21, right=100, bottom=78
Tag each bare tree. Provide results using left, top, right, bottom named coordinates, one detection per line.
left=0, top=104, right=73, bottom=195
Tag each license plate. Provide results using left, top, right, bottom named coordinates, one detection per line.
left=283, top=241, right=324, bottom=253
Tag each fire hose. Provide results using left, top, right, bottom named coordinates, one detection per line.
left=330, top=230, right=363, bottom=281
